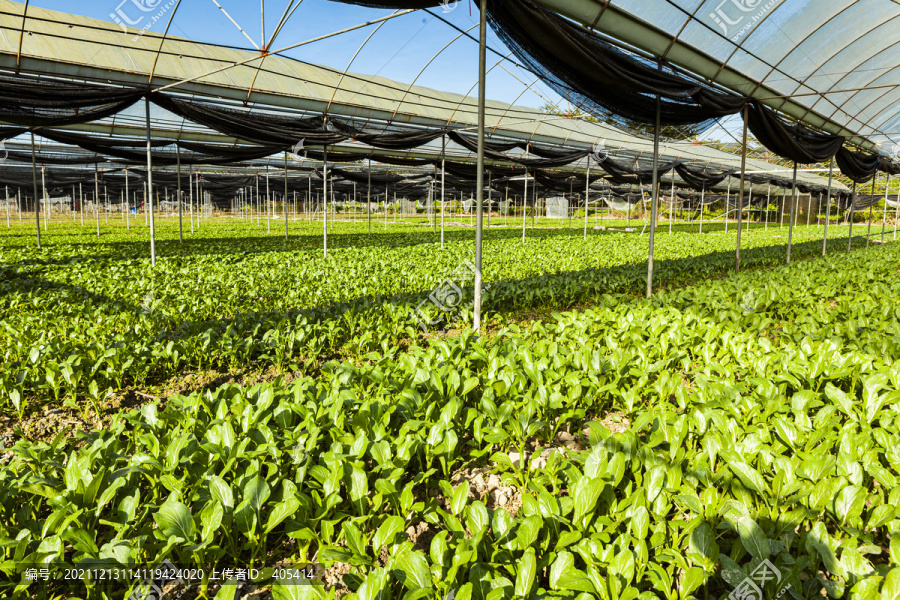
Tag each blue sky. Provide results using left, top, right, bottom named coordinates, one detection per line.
left=29, top=0, right=564, bottom=111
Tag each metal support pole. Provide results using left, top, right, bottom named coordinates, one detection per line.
left=94, top=163, right=100, bottom=237
left=266, top=169, right=271, bottom=233
left=441, top=136, right=446, bottom=248
left=30, top=132, right=41, bottom=249
left=532, top=182, right=536, bottom=229
left=522, top=170, right=528, bottom=244
left=145, top=97, right=156, bottom=267
left=584, top=158, right=590, bottom=240
left=807, top=192, right=811, bottom=227
left=367, top=157, right=372, bottom=235
left=765, top=182, right=770, bottom=231
left=191, top=170, right=196, bottom=233
left=780, top=191, right=785, bottom=229
left=882, top=175, right=890, bottom=243
left=848, top=181, right=858, bottom=251
left=867, top=173, right=876, bottom=247
left=488, top=172, right=492, bottom=230
left=895, top=177, right=900, bottom=241
left=736, top=104, right=748, bottom=272
left=646, top=90, right=661, bottom=298
left=725, top=178, right=731, bottom=234
left=177, top=147, right=183, bottom=243
left=323, top=146, right=329, bottom=257
left=787, top=162, right=798, bottom=264
left=125, top=169, right=130, bottom=230
left=502, top=186, right=508, bottom=227
left=699, top=183, right=705, bottom=234
left=285, top=152, right=289, bottom=240
left=823, top=157, right=833, bottom=256
left=668, top=168, right=674, bottom=236
left=40, top=166, right=48, bottom=232
left=473, top=0, right=487, bottom=332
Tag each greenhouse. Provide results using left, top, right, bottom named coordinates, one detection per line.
left=1, top=0, right=900, bottom=598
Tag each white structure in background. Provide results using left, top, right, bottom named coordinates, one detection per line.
left=40, top=196, right=74, bottom=213
left=463, top=197, right=496, bottom=213
left=545, top=196, right=568, bottom=219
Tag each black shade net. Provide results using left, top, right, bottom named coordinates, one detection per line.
left=851, top=195, right=884, bottom=211
left=2, top=68, right=889, bottom=194
left=151, top=95, right=346, bottom=147
left=0, top=165, right=123, bottom=196
left=330, top=120, right=448, bottom=150
left=595, top=155, right=679, bottom=184
left=835, top=147, right=880, bottom=184
left=483, top=0, right=743, bottom=132
left=0, top=74, right=143, bottom=128
left=878, top=156, right=900, bottom=176
left=674, top=164, right=734, bottom=191
left=746, top=102, right=844, bottom=165
left=3, top=150, right=107, bottom=165
left=331, top=166, right=421, bottom=184
left=1, top=127, right=27, bottom=141
left=38, top=129, right=281, bottom=166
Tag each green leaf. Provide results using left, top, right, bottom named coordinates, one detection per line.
left=718, top=554, right=745, bottom=587
left=584, top=444, right=605, bottom=479
left=689, top=522, right=718, bottom=563
left=609, top=548, right=635, bottom=585
left=373, top=516, right=405, bottom=551
left=806, top=522, right=845, bottom=579
left=574, top=477, right=604, bottom=523
left=152, top=497, right=196, bottom=542
left=319, top=547, right=354, bottom=563
left=200, top=500, right=224, bottom=540
left=466, top=501, right=489, bottom=533
left=734, top=516, right=769, bottom=561
left=244, top=475, right=270, bottom=515
left=452, top=583, right=473, bottom=600
left=272, top=581, right=326, bottom=600
left=646, top=465, right=666, bottom=502
left=514, top=515, right=543, bottom=550
left=726, top=460, right=767, bottom=495
left=825, top=383, right=855, bottom=418
left=515, top=548, right=537, bottom=597
left=209, top=476, right=233, bottom=509
left=833, top=485, right=867, bottom=526
left=342, top=521, right=367, bottom=557
left=265, top=497, right=300, bottom=533
left=349, top=464, right=369, bottom=514
left=214, top=585, right=237, bottom=600
left=451, top=483, right=469, bottom=515
left=631, top=506, right=650, bottom=540
left=881, top=567, right=900, bottom=600
left=679, top=567, right=706, bottom=599
left=394, top=549, right=431, bottom=590
left=550, top=551, right=574, bottom=590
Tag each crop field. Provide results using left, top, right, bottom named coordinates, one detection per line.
left=1, top=219, right=900, bottom=600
